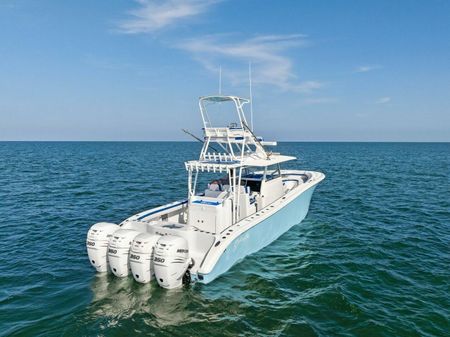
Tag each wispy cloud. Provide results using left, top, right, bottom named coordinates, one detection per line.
left=375, top=96, right=391, bottom=104
left=177, top=34, right=323, bottom=92
left=354, top=64, right=382, bottom=73
left=117, top=3, right=323, bottom=93
left=118, top=0, right=220, bottom=34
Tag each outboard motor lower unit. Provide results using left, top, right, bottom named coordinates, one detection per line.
left=86, top=222, right=120, bottom=272
left=153, top=236, right=191, bottom=289
left=107, top=229, right=140, bottom=277
left=129, top=233, right=160, bottom=283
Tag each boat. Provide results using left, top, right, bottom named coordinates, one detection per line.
left=86, top=95, right=325, bottom=289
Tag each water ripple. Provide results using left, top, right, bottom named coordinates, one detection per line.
left=0, top=142, right=449, bottom=336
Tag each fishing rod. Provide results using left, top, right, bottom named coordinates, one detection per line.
left=181, top=129, right=220, bottom=153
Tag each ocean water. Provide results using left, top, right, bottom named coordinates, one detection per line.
left=0, top=142, right=449, bottom=337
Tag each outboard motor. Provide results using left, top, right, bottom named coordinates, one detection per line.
left=129, top=233, right=160, bottom=283
left=86, top=222, right=120, bottom=272
left=153, top=236, right=191, bottom=289
left=108, top=229, right=140, bottom=277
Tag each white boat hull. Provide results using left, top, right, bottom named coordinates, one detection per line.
left=87, top=170, right=324, bottom=288
left=86, top=92, right=327, bottom=289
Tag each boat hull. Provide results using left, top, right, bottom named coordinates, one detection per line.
left=198, top=184, right=317, bottom=284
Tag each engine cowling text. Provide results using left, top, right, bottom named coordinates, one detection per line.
left=130, top=254, right=140, bottom=260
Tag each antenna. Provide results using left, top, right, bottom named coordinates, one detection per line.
left=219, top=66, right=222, bottom=95
left=249, top=61, right=253, bottom=131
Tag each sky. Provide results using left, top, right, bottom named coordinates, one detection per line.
left=0, top=0, right=449, bottom=141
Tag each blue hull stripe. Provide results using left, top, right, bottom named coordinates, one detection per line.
left=193, top=200, right=221, bottom=206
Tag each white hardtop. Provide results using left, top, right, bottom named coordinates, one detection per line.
left=200, top=95, right=250, bottom=104
left=199, top=95, right=251, bottom=131
left=185, top=153, right=296, bottom=172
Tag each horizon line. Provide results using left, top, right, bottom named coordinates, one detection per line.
left=0, top=140, right=449, bottom=143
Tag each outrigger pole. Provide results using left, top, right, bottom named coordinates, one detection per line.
left=241, top=121, right=270, bottom=159
left=219, top=66, right=222, bottom=95
left=249, top=62, right=253, bottom=131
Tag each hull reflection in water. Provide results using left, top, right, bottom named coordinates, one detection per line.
left=89, top=274, right=192, bottom=327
